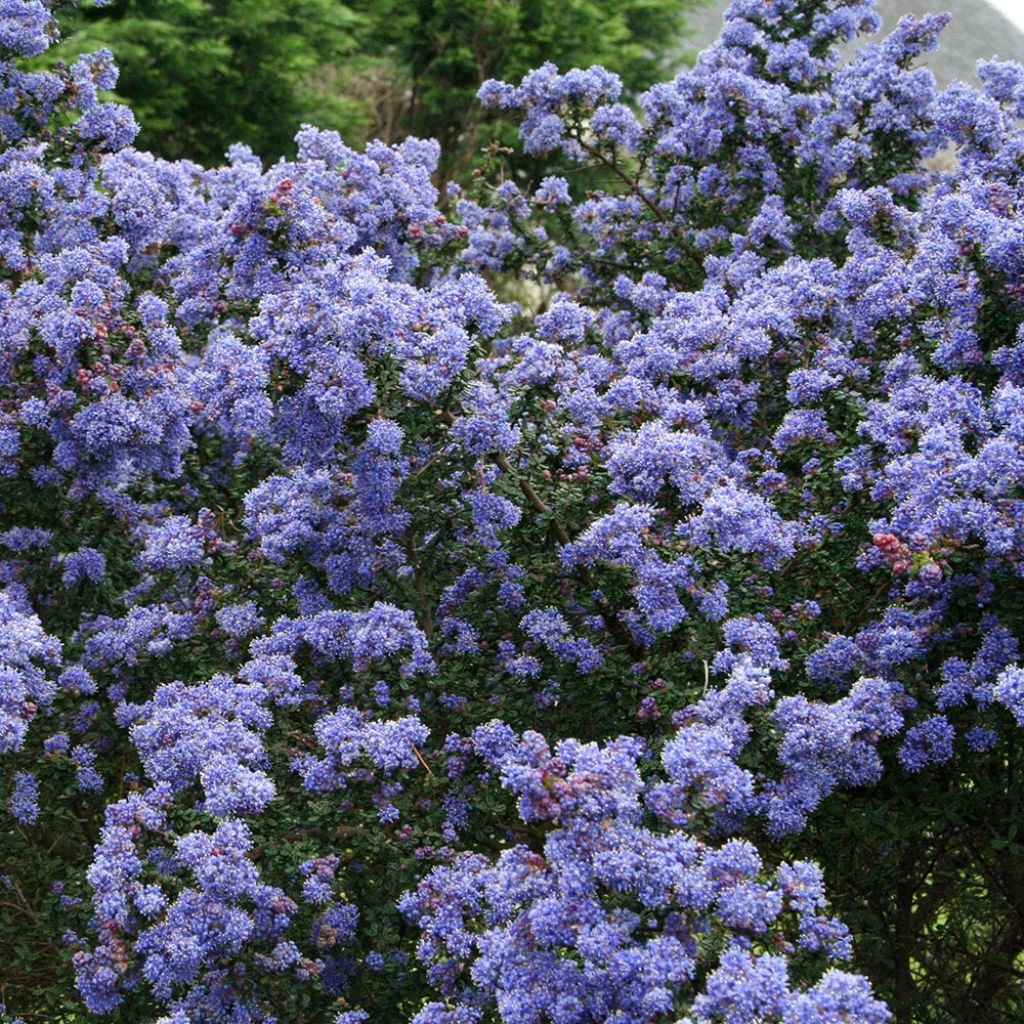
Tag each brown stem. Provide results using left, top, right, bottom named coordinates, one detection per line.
left=405, top=535, right=435, bottom=643
left=412, top=745, right=435, bottom=777
left=413, top=447, right=450, bottom=480
left=891, top=849, right=920, bottom=1020
left=436, top=410, right=643, bottom=658
left=494, top=454, right=642, bottom=658
left=577, top=139, right=667, bottom=224
left=494, top=454, right=572, bottom=547
left=0, top=881, right=38, bottom=923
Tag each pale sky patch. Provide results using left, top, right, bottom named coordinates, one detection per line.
left=986, top=0, right=1024, bottom=36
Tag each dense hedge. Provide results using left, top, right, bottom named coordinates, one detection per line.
left=1, top=2, right=1023, bottom=1023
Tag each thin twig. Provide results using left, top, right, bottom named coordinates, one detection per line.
left=413, top=745, right=435, bottom=777
left=577, top=138, right=668, bottom=223
left=405, top=535, right=435, bottom=642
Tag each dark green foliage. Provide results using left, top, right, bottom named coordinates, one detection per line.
left=353, top=0, right=697, bottom=179
left=43, top=0, right=697, bottom=169
left=44, top=0, right=370, bottom=165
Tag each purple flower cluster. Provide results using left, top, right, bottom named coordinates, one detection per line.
left=0, top=586, right=61, bottom=754
left=122, top=674, right=275, bottom=816
left=3, top=0, right=1024, bottom=1021
left=402, top=724, right=859, bottom=1024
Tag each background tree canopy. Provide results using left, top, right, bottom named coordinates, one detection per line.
left=44, top=0, right=697, bottom=171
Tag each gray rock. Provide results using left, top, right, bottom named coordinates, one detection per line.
left=678, top=0, right=1024, bottom=85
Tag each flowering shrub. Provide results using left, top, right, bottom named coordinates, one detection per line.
left=2, top=1, right=1024, bottom=1023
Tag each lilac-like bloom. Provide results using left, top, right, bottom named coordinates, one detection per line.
left=125, top=675, right=274, bottom=816
left=58, top=547, right=106, bottom=585
left=898, top=715, right=955, bottom=772
left=298, top=708, right=430, bottom=794
left=8, top=770, right=39, bottom=823
left=137, top=516, right=205, bottom=572
left=214, top=601, right=264, bottom=639
left=0, top=588, right=62, bottom=754
left=404, top=725, right=864, bottom=1024
left=994, top=666, right=1024, bottom=726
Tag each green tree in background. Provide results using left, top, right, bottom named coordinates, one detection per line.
left=46, top=0, right=698, bottom=170
left=46, top=0, right=371, bottom=166
left=354, top=0, right=697, bottom=179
